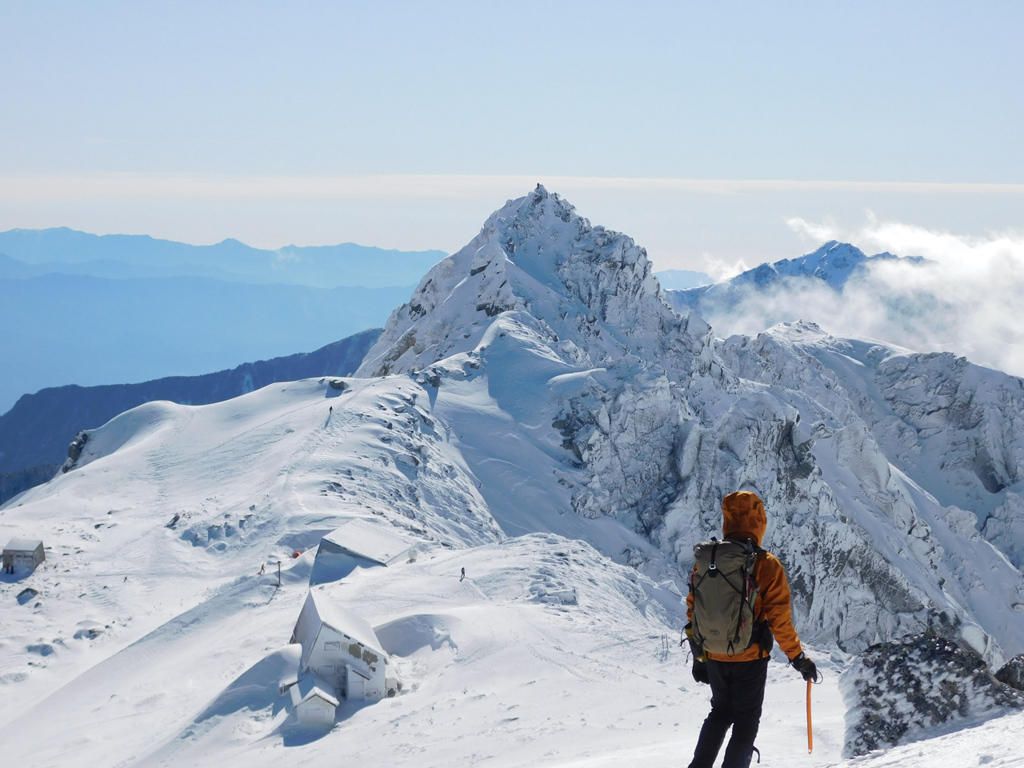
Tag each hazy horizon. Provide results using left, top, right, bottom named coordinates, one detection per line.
left=3, top=2, right=1021, bottom=271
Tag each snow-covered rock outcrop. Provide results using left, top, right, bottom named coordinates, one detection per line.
left=716, top=322, right=1024, bottom=661
left=840, top=634, right=1024, bottom=757
left=996, top=654, right=1024, bottom=691
left=356, top=188, right=1024, bottom=663
left=357, top=184, right=719, bottom=556
left=358, top=184, right=715, bottom=382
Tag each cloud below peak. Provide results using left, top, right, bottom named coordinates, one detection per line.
left=710, top=217, right=1024, bottom=379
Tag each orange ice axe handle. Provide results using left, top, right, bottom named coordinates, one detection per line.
left=806, top=679, right=813, bottom=753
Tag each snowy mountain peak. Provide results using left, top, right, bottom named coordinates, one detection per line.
left=354, top=195, right=1024, bottom=672
left=788, top=241, right=867, bottom=282
left=665, top=241, right=917, bottom=318
left=731, top=240, right=877, bottom=290
left=357, top=188, right=715, bottom=380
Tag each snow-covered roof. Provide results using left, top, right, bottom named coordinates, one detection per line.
left=293, top=589, right=386, bottom=662
left=3, top=539, right=43, bottom=552
left=289, top=671, right=339, bottom=708
left=319, top=519, right=412, bottom=566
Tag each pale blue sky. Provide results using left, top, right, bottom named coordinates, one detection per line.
left=2, top=1, right=1022, bottom=268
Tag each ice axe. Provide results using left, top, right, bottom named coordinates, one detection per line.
left=806, top=679, right=813, bottom=754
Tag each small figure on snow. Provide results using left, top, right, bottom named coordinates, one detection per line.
left=460, top=567, right=466, bottom=581
left=258, top=563, right=265, bottom=576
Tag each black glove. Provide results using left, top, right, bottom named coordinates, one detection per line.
left=791, top=652, right=819, bottom=682
left=692, top=659, right=709, bottom=685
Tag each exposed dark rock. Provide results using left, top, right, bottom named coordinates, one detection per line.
left=841, top=634, right=1024, bottom=757
left=996, top=654, right=1024, bottom=692
left=62, top=430, right=89, bottom=473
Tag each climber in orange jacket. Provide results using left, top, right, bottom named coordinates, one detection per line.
left=684, top=490, right=818, bottom=768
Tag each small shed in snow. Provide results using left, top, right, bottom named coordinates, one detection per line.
left=309, top=519, right=413, bottom=585
left=290, top=589, right=399, bottom=701
left=280, top=671, right=339, bottom=726
left=3, top=539, right=45, bottom=574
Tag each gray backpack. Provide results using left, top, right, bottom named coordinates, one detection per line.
left=690, top=538, right=762, bottom=655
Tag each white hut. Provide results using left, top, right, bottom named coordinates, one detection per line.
left=281, top=671, right=339, bottom=726
left=309, top=519, right=412, bottom=585
left=290, top=589, right=398, bottom=701
left=3, top=539, right=45, bottom=574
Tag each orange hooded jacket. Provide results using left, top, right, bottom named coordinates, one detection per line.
left=686, top=491, right=803, bottom=663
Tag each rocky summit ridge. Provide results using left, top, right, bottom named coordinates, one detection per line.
left=358, top=184, right=715, bottom=382
left=356, top=187, right=1024, bottom=665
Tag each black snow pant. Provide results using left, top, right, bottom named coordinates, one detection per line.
left=687, top=657, right=769, bottom=768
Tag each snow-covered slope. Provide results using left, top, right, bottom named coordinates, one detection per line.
left=2, top=187, right=1023, bottom=765
left=0, top=376, right=832, bottom=767
left=0, top=328, right=381, bottom=482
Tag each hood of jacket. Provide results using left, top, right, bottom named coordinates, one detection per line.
left=722, top=491, right=767, bottom=546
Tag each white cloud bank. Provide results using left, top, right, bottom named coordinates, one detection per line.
left=703, top=217, right=1024, bottom=378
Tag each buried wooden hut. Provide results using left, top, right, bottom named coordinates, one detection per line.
left=290, top=589, right=399, bottom=701
left=3, top=539, right=45, bottom=574
left=309, top=518, right=412, bottom=585
left=279, top=670, right=340, bottom=726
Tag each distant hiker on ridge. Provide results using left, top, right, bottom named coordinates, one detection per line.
left=685, top=490, right=818, bottom=768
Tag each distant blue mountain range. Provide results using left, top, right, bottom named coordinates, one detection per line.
left=663, top=241, right=926, bottom=316
left=0, top=227, right=447, bottom=289
left=0, top=272, right=410, bottom=415
left=0, top=227, right=444, bottom=414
